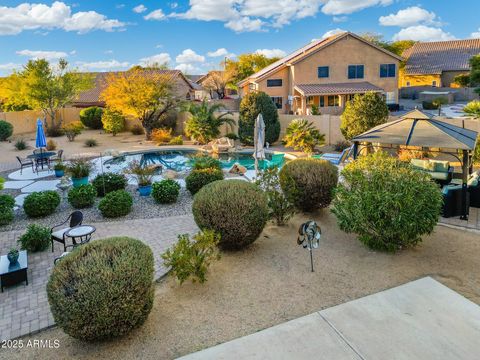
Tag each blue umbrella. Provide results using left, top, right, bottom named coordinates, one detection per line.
left=35, top=119, right=47, bottom=149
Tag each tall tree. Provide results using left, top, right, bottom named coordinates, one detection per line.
left=0, top=74, right=31, bottom=112
left=469, top=55, right=480, bottom=89
left=201, top=70, right=235, bottom=99
left=101, top=67, right=181, bottom=139
left=226, top=54, right=280, bottom=89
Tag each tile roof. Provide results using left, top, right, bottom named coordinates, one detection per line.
left=403, top=38, right=480, bottom=75
left=294, top=82, right=383, bottom=96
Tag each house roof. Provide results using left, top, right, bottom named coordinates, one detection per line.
left=186, top=74, right=205, bottom=83
left=294, top=82, right=383, bottom=96
left=403, top=38, right=480, bottom=75
left=73, top=69, right=193, bottom=106
left=238, top=31, right=403, bottom=86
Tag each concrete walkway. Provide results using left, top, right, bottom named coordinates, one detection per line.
left=179, top=277, right=480, bottom=360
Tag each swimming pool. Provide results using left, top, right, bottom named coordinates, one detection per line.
left=102, top=149, right=287, bottom=174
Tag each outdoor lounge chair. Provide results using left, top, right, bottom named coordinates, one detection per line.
left=441, top=185, right=470, bottom=218
left=313, top=146, right=352, bottom=165
left=51, top=211, right=83, bottom=252
left=410, top=159, right=453, bottom=186
left=210, top=137, right=235, bottom=153
left=16, top=156, right=34, bottom=174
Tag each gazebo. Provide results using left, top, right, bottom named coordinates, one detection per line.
left=351, top=109, right=478, bottom=219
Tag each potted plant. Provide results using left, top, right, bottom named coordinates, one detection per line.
left=7, top=248, right=19, bottom=264
left=67, top=158, right=92, bottom=187
left=125, top=160, right=156, bottom=196
left=53, top=161, right=66, bottom=177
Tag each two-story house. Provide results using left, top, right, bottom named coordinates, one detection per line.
left=238, top=32, right=402, bottom=115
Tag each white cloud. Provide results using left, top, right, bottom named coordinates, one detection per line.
left=379, top=6, right=437, bottom=27
left=133, top=4, right=147, bottom=13
left=255, top=48, right=286, bottom=58
left=472, top=29, right=480, bottom=38
left=225, top=17, right=264, bottom=33
left=144, top=9, right=165, bottom=20
left=321, top=28, right=346, bottom=39
left=75, top=60, right=130, bottom=71
left=0, top=2, right=125, bottom=35
left=175, top=63, right=200, bottom=74
left=333, top=16, right=348, bottom=23
left=0, top=63, right=21, bottom=71
left=16, top=49, right=68, bottom=60
left=207, top=48, right=235, bottom=58
left=393, top=26, right=456, bottom=42
left=176, top=49, right=205, bottom=64
left=322, top=0, right=393, bottom=15
left=139, top=53, right=172, bottom=66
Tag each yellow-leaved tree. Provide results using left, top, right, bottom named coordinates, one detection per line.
left=101, top=67, right=181, bottom=139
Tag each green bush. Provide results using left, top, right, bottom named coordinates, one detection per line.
left=47, top=237, right=154, bottom=341
left=102, top=108, right=125, bottom=135
left=68, top=184, right=97, bottom=209
left=0, top=194, right=15, bottom=226
left=192, top=180, right=268, bottom=250
left=63, top=121, right=83, bottom=142
left=331, top=152, right=443, bottom=252
left=79, top=106, right=103, bottom=129
left=0, top=120, right=13, bottom=141
left=84, top=138, right=98, bottom=147
left=168, top=135, right=183, bottom=145
left=98, top=190, right=133, bottom=218
left=18, top=224, right=51, bottom=252
left=239, top=91, right=280, bottom=145
left=162, top=230, right=220, bottom=284
left=23, top=191, right=60, bottom=218
left=186, top=168, right=224, bottom=195
left=282, top=119, right=325, bottom=154
left=279, top=159, right=338, bottom=212
left=152, top=179, right=180, bottom=204
left=464, top=100, right=480, bottom=119
left=191, top=154, right=222, bottom=170
left=14, top=139, right=27, bottom=150
left=422, top=101, right=438, bottom=110
left=92, top=173, right=128, bottom=197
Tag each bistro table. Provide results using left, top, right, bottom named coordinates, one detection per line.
left=27, top=151, right=57, bottom=170
left=0, top=250, right=28, bottom=292
left=65, top=225, right=96, bottom=247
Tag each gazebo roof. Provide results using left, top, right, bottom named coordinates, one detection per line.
left=352, top=109, right=478, bottom=151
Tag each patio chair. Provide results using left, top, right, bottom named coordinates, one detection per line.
left=313, top=146, right=353, bottom=166
left=16, top=156, right=34, bottom=174
left=51, top=211, right=83, bottom=252
left=49, top=149, right=63, bottom=163
left=210, top=138, right=235, bottom=153
left=441, top=185, right=470, bottom=218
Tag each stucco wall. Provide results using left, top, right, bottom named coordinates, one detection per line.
left=400, top=74, right=441, bottom=88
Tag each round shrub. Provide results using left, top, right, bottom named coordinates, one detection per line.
left=0, top=194, right=15, bottom=226
left=68, top=184, right=97, bottom=209
left=102, top=108, right=125, bottom=136
left=98, top=190, right=133, bottom=218
left=0, top=120, right=13, bottom=141
left=92, top=173, right=128, bottom=197
left=186, top=168, right=224, bottom=195
left=279, top=159, right=338, bottom=212
left=192, top=180, right=268, bottom=250
left=47, top=237, right=154, bottom=341
left=331, top=152, right=443, bottom=252
left=152, top=179, right=180, bottom=204
left=79, top=106, right=103, bottom=129
left=23, top=191, right=61, bottom=218
left=18, top=224, right=51, bottom=252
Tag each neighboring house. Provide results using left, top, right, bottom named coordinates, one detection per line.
left=401, top=38, right=480, bottom=88
left=238, top=31, right=402, bottom=115
left=197, top=71, right=238, bottom=100
left=72, top=70, right=195, bottom=108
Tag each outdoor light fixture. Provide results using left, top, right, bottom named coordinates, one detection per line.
left=297, top=221, right=321, bottom=272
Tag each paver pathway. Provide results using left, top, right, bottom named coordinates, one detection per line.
left=0, top=214, right=198, bottom=341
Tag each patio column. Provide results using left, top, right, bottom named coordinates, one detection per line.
left=461, top=149, right=469, bottom=220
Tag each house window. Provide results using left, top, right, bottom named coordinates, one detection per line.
left=319, top=96, right=325, bottom=107
left=327, top=95, right=339, bottom=107
left=380, top=64, right=396, bottom=78
left=432, top=80, right=437, bottom=87
left=406, top=81, right=411, bottom=87
left=267, top=79, right=283, bottom=87
left=385, top=92, right=396, bottom=104
left=318, top=66, right=329, bottom=78
left=348, top=65, right=364, bottom=79
left=271, top=97, right=283, bottom=109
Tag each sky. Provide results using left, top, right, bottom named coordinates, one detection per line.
left=0, top=0, right=479, bottom=76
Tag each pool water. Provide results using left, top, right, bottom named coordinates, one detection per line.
left=103, top=149, right=285, bottom=174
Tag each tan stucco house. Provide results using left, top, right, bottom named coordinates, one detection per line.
left=238, top=31, right=402, bottom=115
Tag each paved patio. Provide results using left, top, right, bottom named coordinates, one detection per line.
left=180, top=277, right=480, bottom=360
left=0, top=214, right=198, bottom=341
left=440, top=207, right=480, bottom=231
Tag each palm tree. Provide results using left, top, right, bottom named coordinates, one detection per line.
left=184, top=100, right=235, bottom=144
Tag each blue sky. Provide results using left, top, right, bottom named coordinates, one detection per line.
left=0, top=0, right=479, bottom=75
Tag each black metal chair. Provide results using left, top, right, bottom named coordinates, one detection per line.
left=16, top=156, right=34, bottom=174
left=51, top=211, right=83, bottom=252
left=49, top=149, right=63, bottom=164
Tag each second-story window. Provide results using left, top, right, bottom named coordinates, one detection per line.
left=348, top=65, right=364, bottom=79
left=380, top=64, right=396, bottom=78
left=318, top=66, right=329, bottom=78
left=267, top=79, right=283, bottom=87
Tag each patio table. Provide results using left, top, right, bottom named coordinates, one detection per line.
left=65, top=225, right=96, bottom=246
left=27, top=151, right=57, bottom=170
left=0, top=250, right=28, bottom=292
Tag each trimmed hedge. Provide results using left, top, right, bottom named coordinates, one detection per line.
left=47, top=237, right=154, bottom=341
left=192, top=180, right=268, bottom=250
left=98, top=190, right=133, bottom=218
left=186, top=168, right=224, bottom=195
left=23, top=191, right=61, bottom=218
left=0, top=194, right=15, bottom=225
left=79, top=106, right=103, bottom=129
left=92, top=173, right=128, bottom=197
left=0, top=120, right=13, bottom=141
left=68, top=184, right=97, bottom=209
left=18, top=224, right=51, bottom=252
left=152, top=180, right=180, bottom=204
left=279, top=159, right=338, bottom=212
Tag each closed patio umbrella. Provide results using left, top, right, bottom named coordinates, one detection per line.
left=254, top=113, right=266, bottom=177
left=35, top=119, right=47, bottom=149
